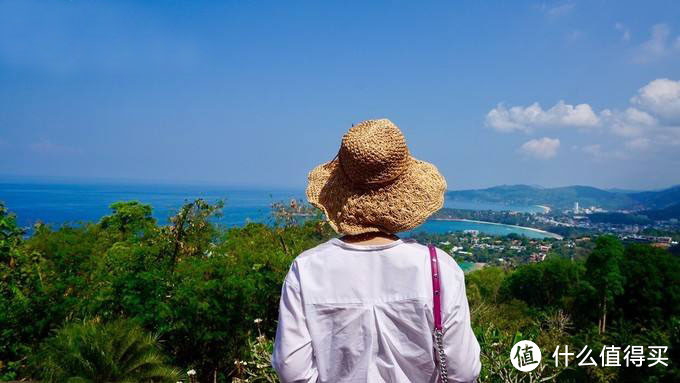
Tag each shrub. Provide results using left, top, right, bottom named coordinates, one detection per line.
left=32, top=318, right=179, bottom=383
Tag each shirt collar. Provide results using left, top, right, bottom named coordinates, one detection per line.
left=329, top=237, right=404, bottom=251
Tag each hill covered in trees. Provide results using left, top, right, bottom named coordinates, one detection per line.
left=447, top=184, right=680, bottom=211
left=641, top=202, right=680, bottom=221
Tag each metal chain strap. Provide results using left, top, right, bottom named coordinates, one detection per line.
left=434, top=329, right=448, bottom=382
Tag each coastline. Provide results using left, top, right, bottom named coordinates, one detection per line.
left=429, top=218, right=564, bottom=240
left=459, top=261, right=488, bottom=273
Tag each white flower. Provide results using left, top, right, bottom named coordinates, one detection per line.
left=253, top=318, right=263, bottom=324
left=187, top=369, right=197, bottom=376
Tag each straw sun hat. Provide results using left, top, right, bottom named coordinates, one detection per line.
left=306, top=118, right=447, bottom=235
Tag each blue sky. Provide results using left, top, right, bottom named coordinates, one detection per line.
left=1, top=0, right=679, bottom=190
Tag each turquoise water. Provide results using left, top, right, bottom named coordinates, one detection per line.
left=407, top=219, right=560, bottom=239
left=0, top=182, right=558, bottom=239
left=458, top=262, right=476, bottom=272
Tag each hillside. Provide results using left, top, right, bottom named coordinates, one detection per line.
left=630, top=185, right=680, bottom=209
left=447, top=184, right=680, bottom=211
left=641, top=202, right=680, bottom=221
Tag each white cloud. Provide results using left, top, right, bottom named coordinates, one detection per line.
left=600, top=107, right=657, bottom=137
left=635, top=23, right=680, bottom=62
left=581, top=144, right=602, bottom=156
left=631, top=78, right=680, bottom=122
left=615, top=22, right=631, bottom=42
left=643, top=23, right=669, bottom=55
left=575, top=144, right=626, bottom=160
left=655, top=126, right=680, bottom=146
left=539, top=2, right=575, bottom=17
left=519, top=137, right=560, bottom=159
left=486, top=101, right=599, bottom=132
left=623, top=107, right=658, bottom=125
left=626, top=137, right=651, bottom=151
left=487, top=78, right=680, bottom=162
left=567, top=29, right=585, bottom=42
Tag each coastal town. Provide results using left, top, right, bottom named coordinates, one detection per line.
left=421, top=201, right=679, bottom=271
left=410, top=229, right=586, bottom=271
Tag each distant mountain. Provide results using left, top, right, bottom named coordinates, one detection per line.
left=447, top=184, right=680, bottom=211
left=640, top=202, right=680, bottom=221
left=629, top=185, right=680, bottom=209
left=588, top=212, right=652, bottom=225
left=605, top=188, right=642, bottom=194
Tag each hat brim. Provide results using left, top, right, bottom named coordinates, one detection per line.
left=306, top=156, right=447, bottom=235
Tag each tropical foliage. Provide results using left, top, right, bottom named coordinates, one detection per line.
left=0, top=199, right=678, bottom=382
left=33, top=319, right=179, bottom=383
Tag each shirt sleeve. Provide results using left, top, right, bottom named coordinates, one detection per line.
left=271, top=261, right=319, bottom=383
left=438, top=248, right=482, bottom=383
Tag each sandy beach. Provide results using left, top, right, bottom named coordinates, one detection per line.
left=432, top=218, right=564, bottom=240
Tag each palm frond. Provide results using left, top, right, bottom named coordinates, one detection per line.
left=34, top=319, right=180, bottom=383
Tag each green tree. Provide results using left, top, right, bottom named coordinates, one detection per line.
left=466, top=266, right=507, bottom=304
left=617, top=244, right=680, bottom=328
left=584, top=235, right=625, bottom=334
left=500, top=257, right=582, bottom=309
left=164, top=198, right=224, bottom=268
left=0, top=203, right=30, bottom=379
left=33, top=319, right=179, bottom=383
left=100, top=201, right=155, bottom=240
left=0, top=202, right=24, bottom=264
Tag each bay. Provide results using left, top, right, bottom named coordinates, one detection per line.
left=0, top=182, right=558, bottom=239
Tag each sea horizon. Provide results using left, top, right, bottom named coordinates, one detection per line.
left=0, top=180, right=555, bottom=239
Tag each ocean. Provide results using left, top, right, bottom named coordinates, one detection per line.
left=0, top=182, right=555, bottom=239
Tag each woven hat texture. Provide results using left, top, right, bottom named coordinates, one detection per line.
left=306, top=118, right=447, bottom=235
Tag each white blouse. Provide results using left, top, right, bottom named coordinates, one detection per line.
left=272, top=238, right=481, bottom=382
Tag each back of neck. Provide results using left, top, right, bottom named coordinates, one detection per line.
left=340, top=232, right=400, bottom=245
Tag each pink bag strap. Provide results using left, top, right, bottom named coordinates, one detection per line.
left=428, top=244, right=442, bottom=330
left=429, top=244, right=448, bottom=381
